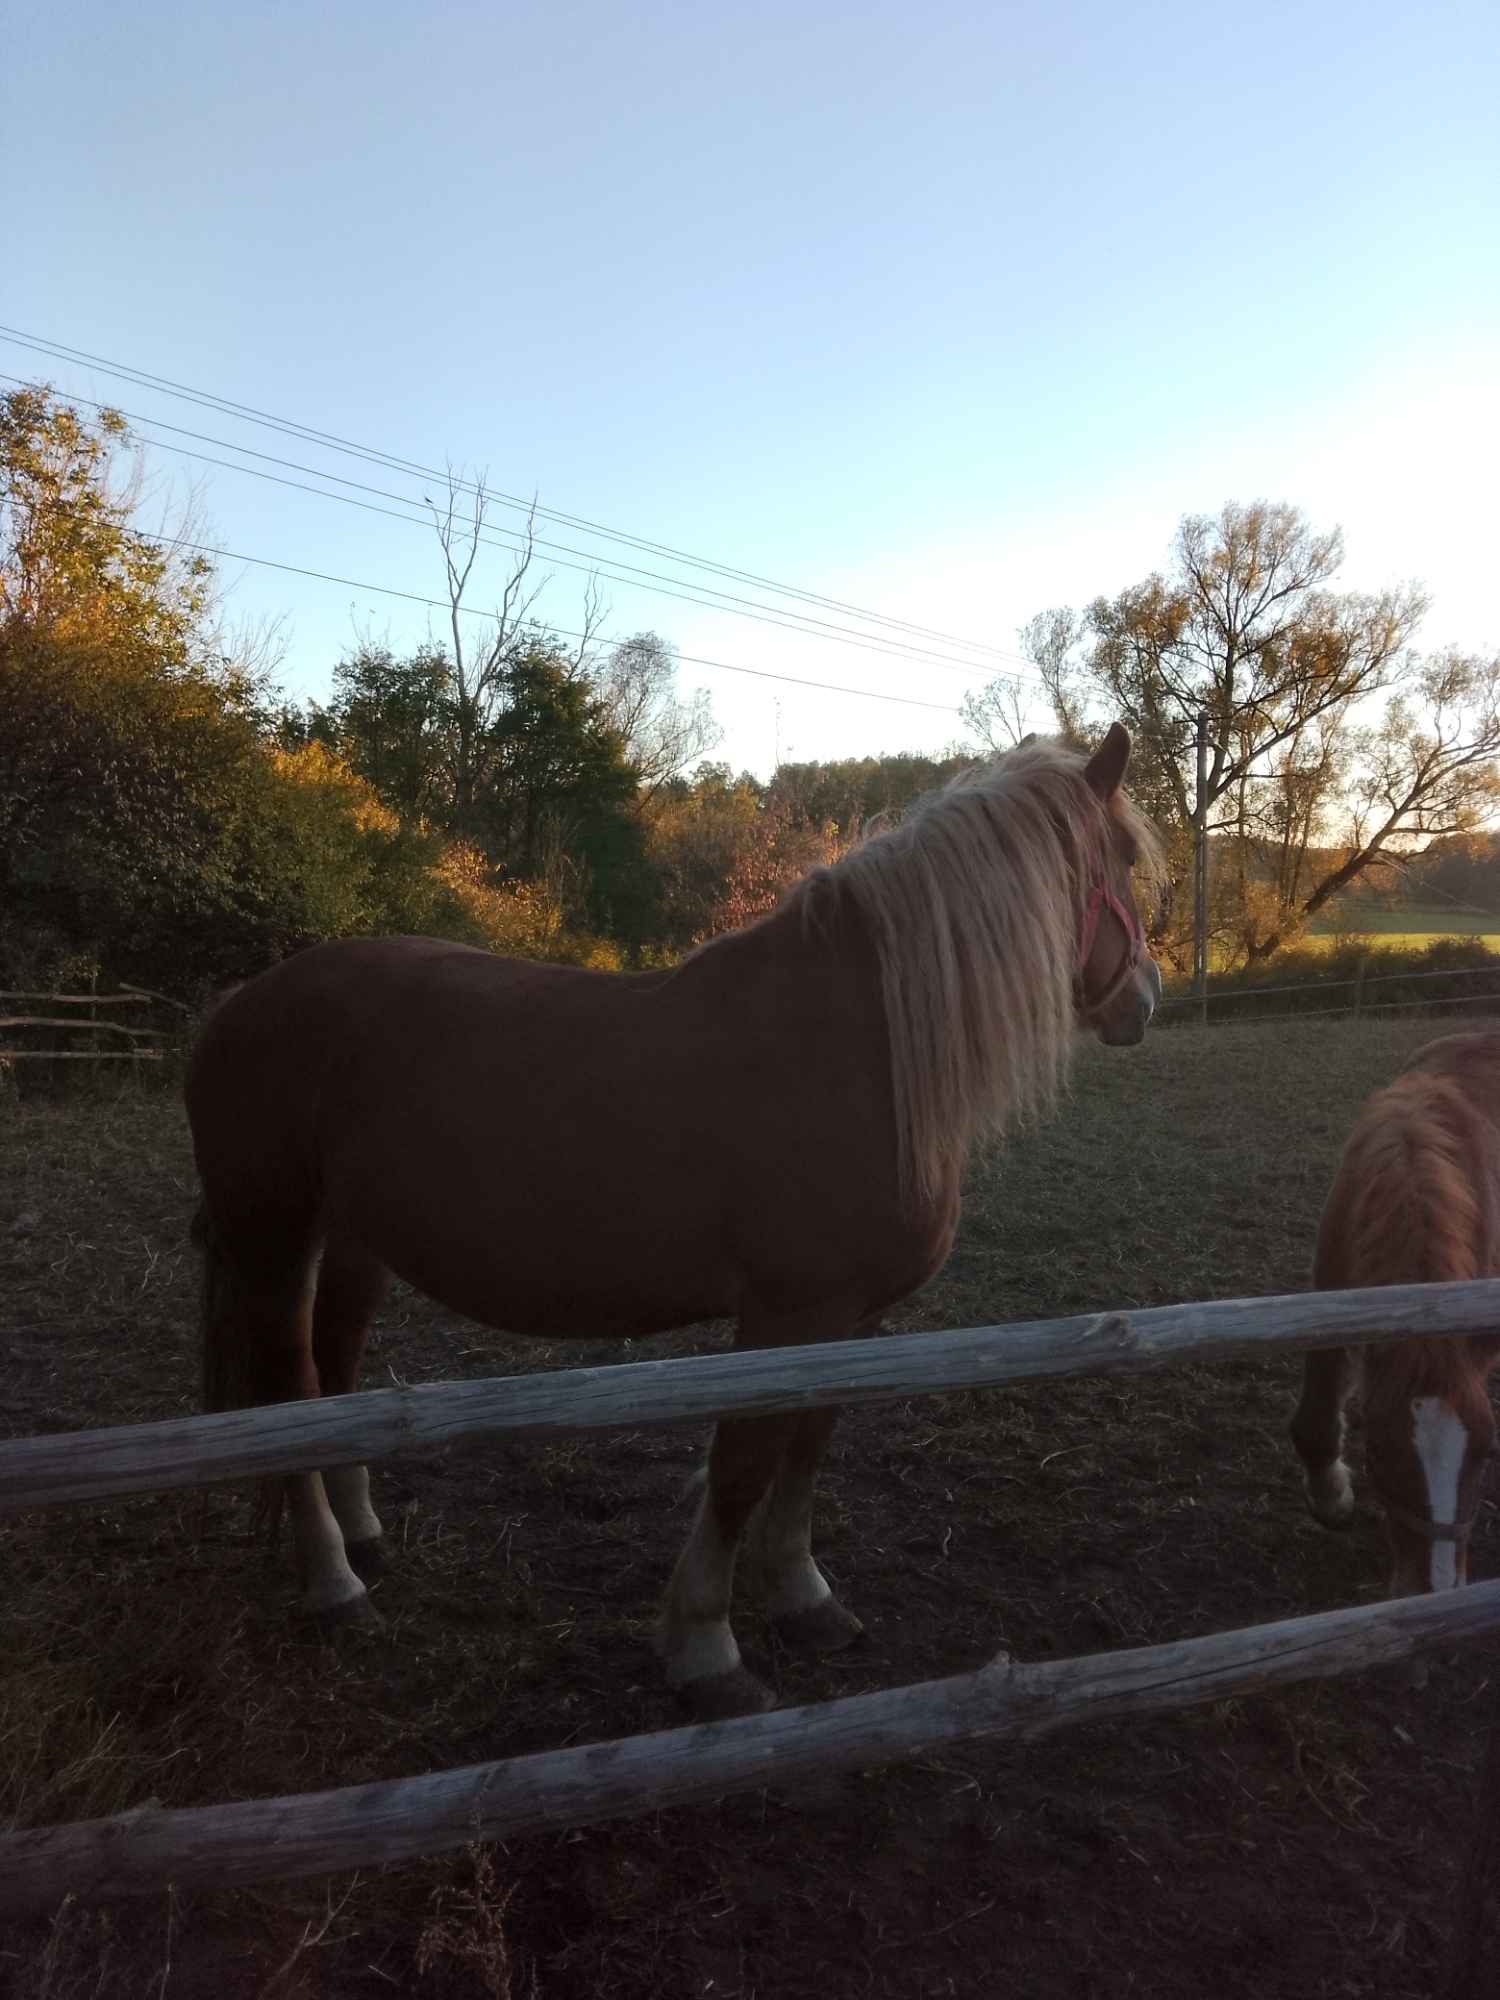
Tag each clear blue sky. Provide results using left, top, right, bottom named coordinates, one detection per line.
left=6, top=0, right=1497, bottom=773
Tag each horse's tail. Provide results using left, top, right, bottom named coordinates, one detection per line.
left=193, top=1202, right=291, bottom=1540
left=194, top=1204, right=256, bottom=1414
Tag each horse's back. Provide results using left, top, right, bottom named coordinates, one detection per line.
left=1315, top=1041, right=1500, bottom=1291
left=1400, top=1029, right=1500, bottom=1123
left=189, top=938, right=714, bottom=1292
left=186, top=932, right=932, bottom=1336
left=191, top=936, right=679, bottom=1102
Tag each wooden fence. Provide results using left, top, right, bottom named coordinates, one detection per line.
left=0, top=987, right=181, bottom=1071
left=1158, top=958, right=1500, bottom=1029
left=3, top=1279, right=1500, bottom=1912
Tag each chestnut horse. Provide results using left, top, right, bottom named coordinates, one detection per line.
left=189, top=725, right=1161, bottom=1717
left=1292, top=1032, right=1500, bottom=1597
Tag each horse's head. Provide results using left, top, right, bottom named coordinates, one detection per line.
left=1074, top=724, right=1161, bottom=1047
left=1364, top=1361, right=1497, bottom=1595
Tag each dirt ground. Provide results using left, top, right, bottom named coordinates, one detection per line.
left=2, top=1014, right=1498, bottom=1999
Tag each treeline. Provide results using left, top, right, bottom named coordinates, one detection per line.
left=1332, top=833, right=1500, bottom=918
left=1199, top=833, right=1500, bottom=926
left=8, top=384, right=1499, bottom=1003
left=0, top=388, right=951, bottom=1000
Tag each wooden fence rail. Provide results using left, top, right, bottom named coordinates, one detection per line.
left=0, top=987, right=170, bottom=1068
left=7, top=1278, right=1500, bottom=1914
left=7, top=1279, right=1500, bottom=1515
left=1, top=1581, right=1497, bottom=1914
left=1157, top=957, right=1500, bottom=1030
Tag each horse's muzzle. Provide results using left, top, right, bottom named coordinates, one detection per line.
left=1096, top=956, right=1161, bottom=1047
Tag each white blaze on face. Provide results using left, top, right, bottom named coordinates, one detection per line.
left=1411, top=1396, right=1469, bottom=1591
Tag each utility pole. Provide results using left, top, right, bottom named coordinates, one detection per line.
left=1194, top=710, right=1209, bottom=1026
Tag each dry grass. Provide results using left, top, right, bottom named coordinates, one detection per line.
left=416, top=1849, right=534, bottom=2000
left=1, top=1018, right=1495, bottom=1999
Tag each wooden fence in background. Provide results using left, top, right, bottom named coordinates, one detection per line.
left=1158, top=959, right=1500, bottom=1029
left=0, top=987, right=184, bottom=1072
left=3, top=1279, right=1500, bottom=1911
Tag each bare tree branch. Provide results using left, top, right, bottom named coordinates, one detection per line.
left=429, top=475, right=549, bottom=827
left=594, top=631, right=720, bottom=802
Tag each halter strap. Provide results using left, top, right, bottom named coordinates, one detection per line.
left=1379, top=1497, right=1476, bottom=1544
left=1075, top=883, right=1145, bottom=1016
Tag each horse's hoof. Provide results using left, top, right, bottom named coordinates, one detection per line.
left=1304, top=1468, right=1355, bottom=1531
left=1313, top=1509, right=1356, bottom=1533
left=1306, top=1494, right=1356, bottom=1532
left=773, top=1598, right=865, bottom=1653
left=345, top=1537, right=388, bottom=1580
left=676, top=1665, right=777, bottom=1721
left=303, top=1590, right=383, bottom=1635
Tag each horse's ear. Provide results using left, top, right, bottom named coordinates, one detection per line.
left=1018, top=731, right=1038, bottom=748
left=1084, top=722, right=1131, bottom=800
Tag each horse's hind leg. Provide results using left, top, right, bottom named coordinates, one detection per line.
left=312, top=1240, right=392, bottom=1581
left=760, top=1407, right=864, bottom=1651
left=199, top=1212, right=371, bottom=1622
left=1290, top=1347, right=1358, bottom=1528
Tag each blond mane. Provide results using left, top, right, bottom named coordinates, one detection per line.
left=793, top=737, right=1162, bottom=1205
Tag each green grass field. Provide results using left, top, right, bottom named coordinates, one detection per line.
left=1305, top=903, right=1500, bottom=950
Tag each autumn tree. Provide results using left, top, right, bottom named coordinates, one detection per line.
left=0, top=388, right=260, bottom=984
left=642, top=767, right=763, bottom=949
left=309, top=530, right=720, bottom=943
left=480, top=640, right=652, bottom=932
left=0, top=385, right=214, bottom=664
left=976, top=502, right=1498, bottom=965
left=702, top=798, right=845, bottom=936
left=0, top=387, right=489, bottom=991
left=642, top=767, right=845, bottom=946
left=307, top=640, right=452, bottom=821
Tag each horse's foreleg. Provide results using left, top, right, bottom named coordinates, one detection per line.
left=1290, top=1347, right=1357, bottom=1528
left=660, top=1295, right=866, bottom=1715
left=760, top=1406, right=864, bottom=1651
left=660, top=1410, right=788, bottom=1718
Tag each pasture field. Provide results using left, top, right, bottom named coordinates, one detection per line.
left=1304, top=905, right=1500, bottom=952
left=2, top=1014, right=1497, bottom=1998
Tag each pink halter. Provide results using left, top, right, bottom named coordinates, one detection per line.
left=1075, top=883, right=1145, bottom=1015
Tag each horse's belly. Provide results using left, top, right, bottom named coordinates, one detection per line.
left=393, top=1248, right=727, bottom=1340
left=328, top=1166, right=733, bottom=1339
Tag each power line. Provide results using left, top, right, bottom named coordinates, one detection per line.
left=0, top=323, right=1047, bottom=676
left=137, top=530, right=966, bottom=717
left=3, top=373, right=1037, bottom=689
